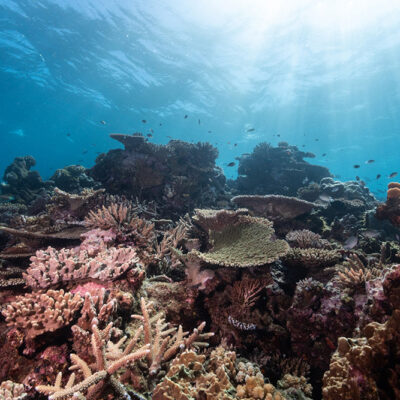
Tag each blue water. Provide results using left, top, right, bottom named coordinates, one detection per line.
left=1, top=0, right=400, bottom=198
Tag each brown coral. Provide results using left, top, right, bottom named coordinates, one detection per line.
left=284, top=248, right=341, bottom=269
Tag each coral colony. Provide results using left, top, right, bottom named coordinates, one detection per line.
left=1, top=135, right=400, bottom=400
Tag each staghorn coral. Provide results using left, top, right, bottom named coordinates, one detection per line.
left=284, top=248, right=341, bottom=269
left=36, top=321, right=150, bottom=400
left=285, top=229, right=331, bottom=249
left=24, top=244, right=139, bottom=289
left=323, top=309, right=400, bottom=400
left=132, top=297, right=213, bottom=376
left=231, top=195, right=319, bottom=221
left=1, top=289, right=83, bottom=339
left=0, top=380, right=27, bottom=400
left=188, top=215, right=289, bottom=268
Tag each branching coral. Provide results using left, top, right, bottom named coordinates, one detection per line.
left=285, top=229, right=331, bottom=249
left=36, top=321, right=150, bottom=400
left=284, top=248, right=341, bottom=269
left=2, top=289, right=83, bottom=339
left=132, top=297, right=213, bottom=376
left=188, top=215, right=289, bottom=268
left=24, top=244, right=139, bottom=289
left=0, top=380, right=27, bottom=400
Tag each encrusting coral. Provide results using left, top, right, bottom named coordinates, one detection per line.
left=1, top=289, right=83, bottom=339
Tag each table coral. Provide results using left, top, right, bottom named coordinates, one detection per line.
left=188, top=215, right=289, bottom=268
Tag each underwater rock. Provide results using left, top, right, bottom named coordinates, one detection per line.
left=233, top=142, right=331, bottom=196
left=89, top=134, right=227, bottom=216
left=1, top=155, right=54, bottom=205
left=232, top=194, right=319, bottom=221
left=50, top=164, right=101, bottom=193
left=375, top=182, right=400, bottom=227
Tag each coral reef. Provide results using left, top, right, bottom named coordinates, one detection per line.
left=376, top=182, right=400, bottom=226
left=89, top=134, right=227, bottom=216
left=233, top=142, right=331, bottom=196
left=50, top=165, right=100, bottom=193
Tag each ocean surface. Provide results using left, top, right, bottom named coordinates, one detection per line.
left=1, top=0, right=400, bottom=197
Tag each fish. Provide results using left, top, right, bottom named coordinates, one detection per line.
left=82, top=150, right=88, bottom=154
left=344, top=236, right=358, bottom=250
left=142, top=120, right=146, bottom=123
left=66, top=133, right=71, bottom=137
left=362, top=230, right=380, bottom=239
left=318, top=194, right=332, bottom=202
left=100, top=120, right=106, bottom=125
left=302, top=145, right=306, bottom=147
left=227, top=162, right=235, bottom=167
left=355, top=176, right=360, bottom=181
left=376, top=174, right=381, bottom=179
left=389, top=172, right=398, bottom=178
left=167, top=135, right=172, bottom=139
left=147, top=134, right=152, bottom=138
left=0, top=195, right=15, bottom=202
left=246, top=128, right=255, bottom=132
left=159, top=123, right=162, bottom=126
left=353, top=165, right=360, bottom=169
left=365, top=160, right=375, bottom=164
left=234, top=143, right=237, bottom=147
left=315, top=138, right=319, bottom=141
left=198, top=119, right=201, bottom=125
left=322, top=153, right=327, bottom=156
left=277, top=134, right=280, bottom=137
left=184, top=115, right=188, bottom=119
left=208, top=130, right=212, bottom=133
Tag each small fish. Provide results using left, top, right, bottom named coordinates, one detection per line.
left=147, top=134, right=152, bottom=138
left=246, top=128, right=255, bottom=132
left=376, top=174, right=381, bottom=179
left=182, top=193, right=190, bottom=198
left=365, top=159, right=375, bottom=164
left=208, top=130, right=212, bottom=133
left=277, top=134, right=280, bottom=137
left=66, top=133, right=71, bottom=137
left=234, top=143, right=237, bottom=147
left=167, top=135, right=172, bottom=139
left=395, top=234, right=400, bottom=241
left=315, top=138, right=319, bottom=141
left=227, top=162, right=235, bottom=167
left=159, top=123, right=162, bottom=126
left=344, top=236, right=358, bottom=250
left=322, top=153, right=327, bottom=156
left=353, top=164, right=360, bottom=169
left=389, top=172, right=398, bottom=178
left=302, top=144, right=306, bottom=147
left=82, top=150, right=88, bottom=154
left=363, top=230, right=380, bottom=239
left=318, top=194, right=332, bottom=202
left=356, top=176, right=360, bottom=181
left=0, top=194, right=15, bottom=202
left=100, top=120, right=106, bottom=125
left=184, top=115, right=188, bottom=119
left=142, top=120, right=146, bottom=123
left=198, top=119, right=201, bottom=125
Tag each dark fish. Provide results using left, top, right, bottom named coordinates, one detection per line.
left=208, top=130, right=212, bottom=133
left=389, top=172, right=398, bottom=178
left=277, top=134, right=280, bottom=137
left=356, top=176, right=360, bottom=181
left=142, top=120, right=146, bottom=123
left=246, top=128, right=255, bottom=132
left=66, top=133, right=71, bottom=137
left=82, top=150, right=88, bottom=154
left=159, top=123, right=162, bottom=126
left=147, top=134, right=152, bottom=138
left=353, top=164, right=360, bottom=169
left=322, top=153, right=327, bottom=156
left=234, top=143, right=237, bottom=147
left=198, top=119, right=201, bottom=125
left=100, top=120, right=106, bottom=125
left=365, top=159, right=375, bottom=164
left=184, top=115, right=188, bottom=119
left=0, top=195, right=15, bottom=201
left=315, top=138, right=319, bottom=141
left=167, top=135, right=172, bottom=139
left=302, top=145, right=305, bottom=147
left=227, top=162, right=235, bottom=167
left=344, top=236, right=358, bottom=250
left=376, top=174, right=381, bottom=179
